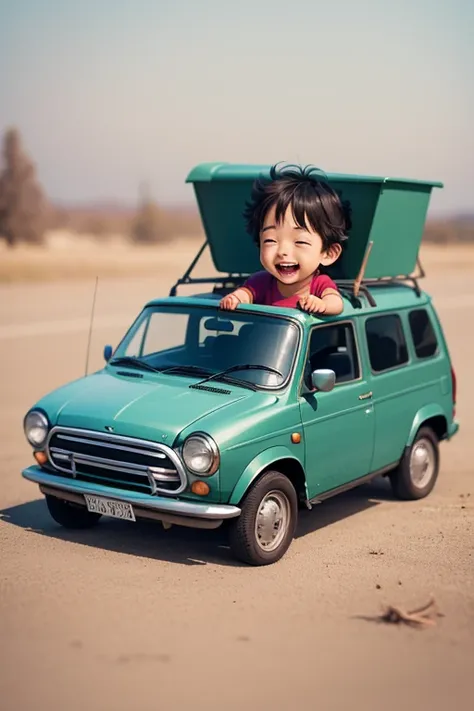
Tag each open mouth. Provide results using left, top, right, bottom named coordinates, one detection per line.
left=276, top=263, right=299, bottom=277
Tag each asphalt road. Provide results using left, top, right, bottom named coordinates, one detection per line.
left=1, top=265, right=473, bottom=711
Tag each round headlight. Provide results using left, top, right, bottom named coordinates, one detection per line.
left=182, top=434, right=219, bottom=476
left=24, top=410, right=49, bottom=448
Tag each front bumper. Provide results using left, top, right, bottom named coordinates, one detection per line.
left=22, top=466, right=241, bottom=529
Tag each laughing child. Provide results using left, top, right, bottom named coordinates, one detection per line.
left=219, top=163, right=351, bottom=315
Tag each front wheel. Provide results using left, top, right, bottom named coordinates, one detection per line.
left=45, top=494, right=102, bottom=529
left=228, top=471, right=298, bottom=566
left=389, top=427, right=439, bottom=500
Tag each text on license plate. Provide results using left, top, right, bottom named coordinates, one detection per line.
left=84, top=495, right=136, bottom=521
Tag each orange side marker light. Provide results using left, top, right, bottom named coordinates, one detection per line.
left=291, top=433, right=302, bottom=444
left=34, top=451, right=48, bottom=465
left=191, top=481, right=210, bottom=496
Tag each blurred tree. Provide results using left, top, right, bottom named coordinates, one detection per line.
left=83, top=214, right=110, bottom=237
left=130, top=181, right=168, bottom=244
left=0, top=127, right=48, bottom=247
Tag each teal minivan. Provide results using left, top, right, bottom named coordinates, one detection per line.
left=21, top=164, right=459, bottom=565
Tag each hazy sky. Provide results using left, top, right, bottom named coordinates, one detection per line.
left=1, top=0, right=473, bottom=215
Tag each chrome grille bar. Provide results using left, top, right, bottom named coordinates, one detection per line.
left=55, top=433, right=167, bottom=459
left=49, top=447, right=178, bottom=479
left=46, top=426, right=187, bottom=495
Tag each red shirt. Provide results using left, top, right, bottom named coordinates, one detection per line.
left=242, top=270, right=338, bottom=308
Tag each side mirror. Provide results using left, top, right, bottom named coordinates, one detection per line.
left=311, top=368, right=335, bottom=392
left=103, top=344, right=113, bottom=362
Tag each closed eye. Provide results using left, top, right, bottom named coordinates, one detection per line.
left=263, top=238, right=277, bottom=244
left=295, top=240, right=312, bottom=246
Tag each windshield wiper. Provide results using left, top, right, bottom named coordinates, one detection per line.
left=190, top=364, right=283, bottom=392
left=109, top=356, right=162, bottom=373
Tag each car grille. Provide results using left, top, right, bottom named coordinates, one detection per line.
left=46, top=427, right=187, bottom=495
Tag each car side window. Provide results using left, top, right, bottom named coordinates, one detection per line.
left=365, top=314, right=409, bottom=373
left=408, top=308, right=439, bottom=359
left=307, top=322, right=360, bottom=384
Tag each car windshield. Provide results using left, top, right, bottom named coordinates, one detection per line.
left=110, top=305, right=300, bottom=389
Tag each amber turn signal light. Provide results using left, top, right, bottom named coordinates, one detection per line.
left=191, top=481, right=210, bottom=496
left=291, top=433, right=302, bottom=444
left=34, top=451, right=48, bottom=465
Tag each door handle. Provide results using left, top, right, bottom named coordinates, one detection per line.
left=358, top=391, right=373, bottom=400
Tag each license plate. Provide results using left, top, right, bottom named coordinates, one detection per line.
left=84, top=495, right=136, bottom=521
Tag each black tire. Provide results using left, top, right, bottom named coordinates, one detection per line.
left=228, top=470, right=298, bottom=566
left=389, top=426, right=439, bottom=500
left=45, top=494, right=102, bottom=529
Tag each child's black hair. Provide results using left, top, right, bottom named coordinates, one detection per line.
left=243, top=163, right=352, bottom=251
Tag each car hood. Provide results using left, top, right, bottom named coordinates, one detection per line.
left=35, top=369, right=269, bottom=443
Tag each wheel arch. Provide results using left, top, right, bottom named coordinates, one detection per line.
left=228, top=446, right=307, bottom=506
left=407, top=405, right=448, bottom=446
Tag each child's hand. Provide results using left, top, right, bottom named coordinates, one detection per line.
left=219, top=293, right=240, bottom=310
left=298, top=294, right=327, bottom=314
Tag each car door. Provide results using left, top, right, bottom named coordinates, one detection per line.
left=299, top=321, right=375, bottom=499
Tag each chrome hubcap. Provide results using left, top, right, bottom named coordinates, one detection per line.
left=409, top=438, right=436, bottom=488
left=255, top=490, right=290, bottom=552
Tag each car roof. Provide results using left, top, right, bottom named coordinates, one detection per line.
left=144, top=283, right=432, bottom=324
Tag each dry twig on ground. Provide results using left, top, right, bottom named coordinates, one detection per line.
left=358, top=596, right=443, bottom=629
left=378, top=596, right=442, bottom=628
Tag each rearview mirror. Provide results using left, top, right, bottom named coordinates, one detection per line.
left=311, top=368, right=335, bottom=392
left=103, top=344, right=113, bottom=362
left=203, top=317, right=234, bottom=332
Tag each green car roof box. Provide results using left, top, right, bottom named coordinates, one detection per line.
left=171, top=162, right=442, bottom=296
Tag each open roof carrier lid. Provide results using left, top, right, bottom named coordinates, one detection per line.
left=170, top=162, right=443, bottom=299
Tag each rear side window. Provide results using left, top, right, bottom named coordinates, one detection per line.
left=408, top=309, right=438, bottom=359
left=366, top=314, right=409, bottom=373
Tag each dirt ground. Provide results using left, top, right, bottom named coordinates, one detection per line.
left=0, top=243, right=473, bottom=711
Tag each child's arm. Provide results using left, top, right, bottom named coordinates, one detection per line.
left=299, top=288, right=343, bottom=316
left=219, top=287, right=253, bottom=311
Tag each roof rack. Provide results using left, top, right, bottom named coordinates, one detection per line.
left=333, top=241, right=426, bottom=308
left=169, top=239, right=425, bottom=308
left=169, top=241, right=248, bottom=296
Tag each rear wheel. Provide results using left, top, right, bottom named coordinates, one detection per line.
left=389, top=427, right=439, bottom=500
left=45, top=494, right=102, bottom=529
left=228, top=471, right=298, bottom=566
